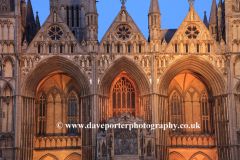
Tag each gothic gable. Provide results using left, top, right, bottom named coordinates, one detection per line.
left=24, top=10, right=85, bottom=54
left=163, top=7, right=223, bottom=54
left=99, top=7, right=149, bottom=54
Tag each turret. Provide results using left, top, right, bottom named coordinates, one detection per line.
left=209, top=0, right=218, bottom=40
left=217, top=0, right=223, bottom=41
left=148, top=0, right=161, bottom=41
left=86, top=0, right=98, bottom=52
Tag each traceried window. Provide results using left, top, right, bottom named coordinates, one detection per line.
left=112, top=77, right=136, bottom=117
left=170, top=92, right=181, bottom=133
left=202, top=93, right=209, bottom=133
left=116, top=25, right=132, bottom=40
left=39, top=94, right=46, bottom=135
left=47, top=25, right=63, bottom=40
left=68, top=92, right=78, bottom=134
left=185, top=26, right=200, bottom=39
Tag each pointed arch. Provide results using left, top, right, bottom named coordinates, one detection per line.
left=39, top=153, right=59, bottom=160
left=169, top=151, right=186, bottom=160
left=2, top=56, right=15, bottom=78
left=21, top=56, right=90, bottom=97
left=159, top=56, right=225, bottom=96
left=189, top=151, right=212, bottom=160
left=2, top=82, right=13, bottom=97
left=64, top=152, right=81, bottom=160
left=99, top=56, right=150, bottom=96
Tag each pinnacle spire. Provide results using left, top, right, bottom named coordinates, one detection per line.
left=209, top=0, right=217, bottom=25
left=218, top=0, right=222, bottom=8
left=26, top=0, right=35, bottom=24
left=149, top=0, right=160, bottom=14
left=35, top=12, right=40, bottom=33
left=203, top=11, right=209, bottom=28
left=87, top=0, right=97, bottom=14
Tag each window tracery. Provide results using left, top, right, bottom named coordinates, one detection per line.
left=68, top=92, right=78, bottom=134
left=170, top=92, right=181, bottom=133
left=39, top=94, right=46, bottom=135
left=112, top=77, right=136, bottom=117
left=47, top=25, right=63, bottom=40
left=202, top=93, right=209, bottom=133
left=116, top=25, right=132, bottom=40
left=185, top=26, right=199, bottom=39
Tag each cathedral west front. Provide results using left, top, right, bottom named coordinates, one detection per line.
left=0, top=0, right=239, bottom=159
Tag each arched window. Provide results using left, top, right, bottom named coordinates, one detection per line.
left=139, top=44, right=142, bottom=53
left=68, top=92, right=78, bottom=134
left=39, top=94, right=46, bottom=135
left=117, top=44, right=120, bottom=53
left=128, top=44, right=131, bottom=53
left=38, top=44, right=41, bottom=53
left=197, top=44, right=200, bottom=53
left=186, top=44, right=188, bottom=53
left=71, top=44, right=74, bottom=53
left=49, top=44, right=52, bottom=53
left=207, top=44, right=211, bottom=53
left=175, top=44, right=178, bottom=53
left=107, top=44, right=110, bottom=53
left=76, top=6, right=79, bottom=27
left=202, top=93, right=209, bottom=133
left=112, top=77, right=136, bottom=117
left=66, top=6, right=69, bottom=26
left=170, top=92, right=181, bottom=133
left=72, top=6, right=74, bottom=27
left=60, top=44, right=63, bottom=53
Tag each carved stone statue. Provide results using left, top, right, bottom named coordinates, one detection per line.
left=121, top=10, right=126, bottom=22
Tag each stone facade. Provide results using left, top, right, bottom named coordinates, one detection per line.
left=0, top=0, right=239, bottom=160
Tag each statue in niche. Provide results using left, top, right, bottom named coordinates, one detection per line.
left=104, top=58, right=108, bottom=68
left=53, top=12, right=57, bottom=22
left=121, top=10, right=126, bottom=22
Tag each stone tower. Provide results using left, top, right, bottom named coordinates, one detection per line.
left=49, top=0, right=88, bottom=42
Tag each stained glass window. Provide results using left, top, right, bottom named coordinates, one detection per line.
left=39, top=94, right=46, bottom=135
left=112, top=77, right=136, bottom=117
left=68, top=92, right=78, bottom=134
left=170, top=92, right=181, bottom=133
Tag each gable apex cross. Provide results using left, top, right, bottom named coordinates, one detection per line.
left=188, top=0, right=195, bottom=7
left=120, top=0, right=127, bottom=6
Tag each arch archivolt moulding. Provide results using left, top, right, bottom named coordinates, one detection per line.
left=99, top=56, right=150, bottom=96
left=157, top=55, right=226, bottom=96
left=21, top=56, right=91, bottom=97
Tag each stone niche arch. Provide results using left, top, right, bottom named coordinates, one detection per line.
left=64, top=152, right=81, bottom=160
left=169, top=151, right=186, bottom=160
left=19, top=56, right=91, bottom=159
left=39, top=153, right=59, bottom=160
left=189, top=151, right=212, bottom=160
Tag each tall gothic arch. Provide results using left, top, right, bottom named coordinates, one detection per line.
left=19, top=56, right=91, bottom=160
left=157, top=56, right=226, bottom=160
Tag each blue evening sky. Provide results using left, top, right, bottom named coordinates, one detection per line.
left=31, top=0, right=221, bottom=40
